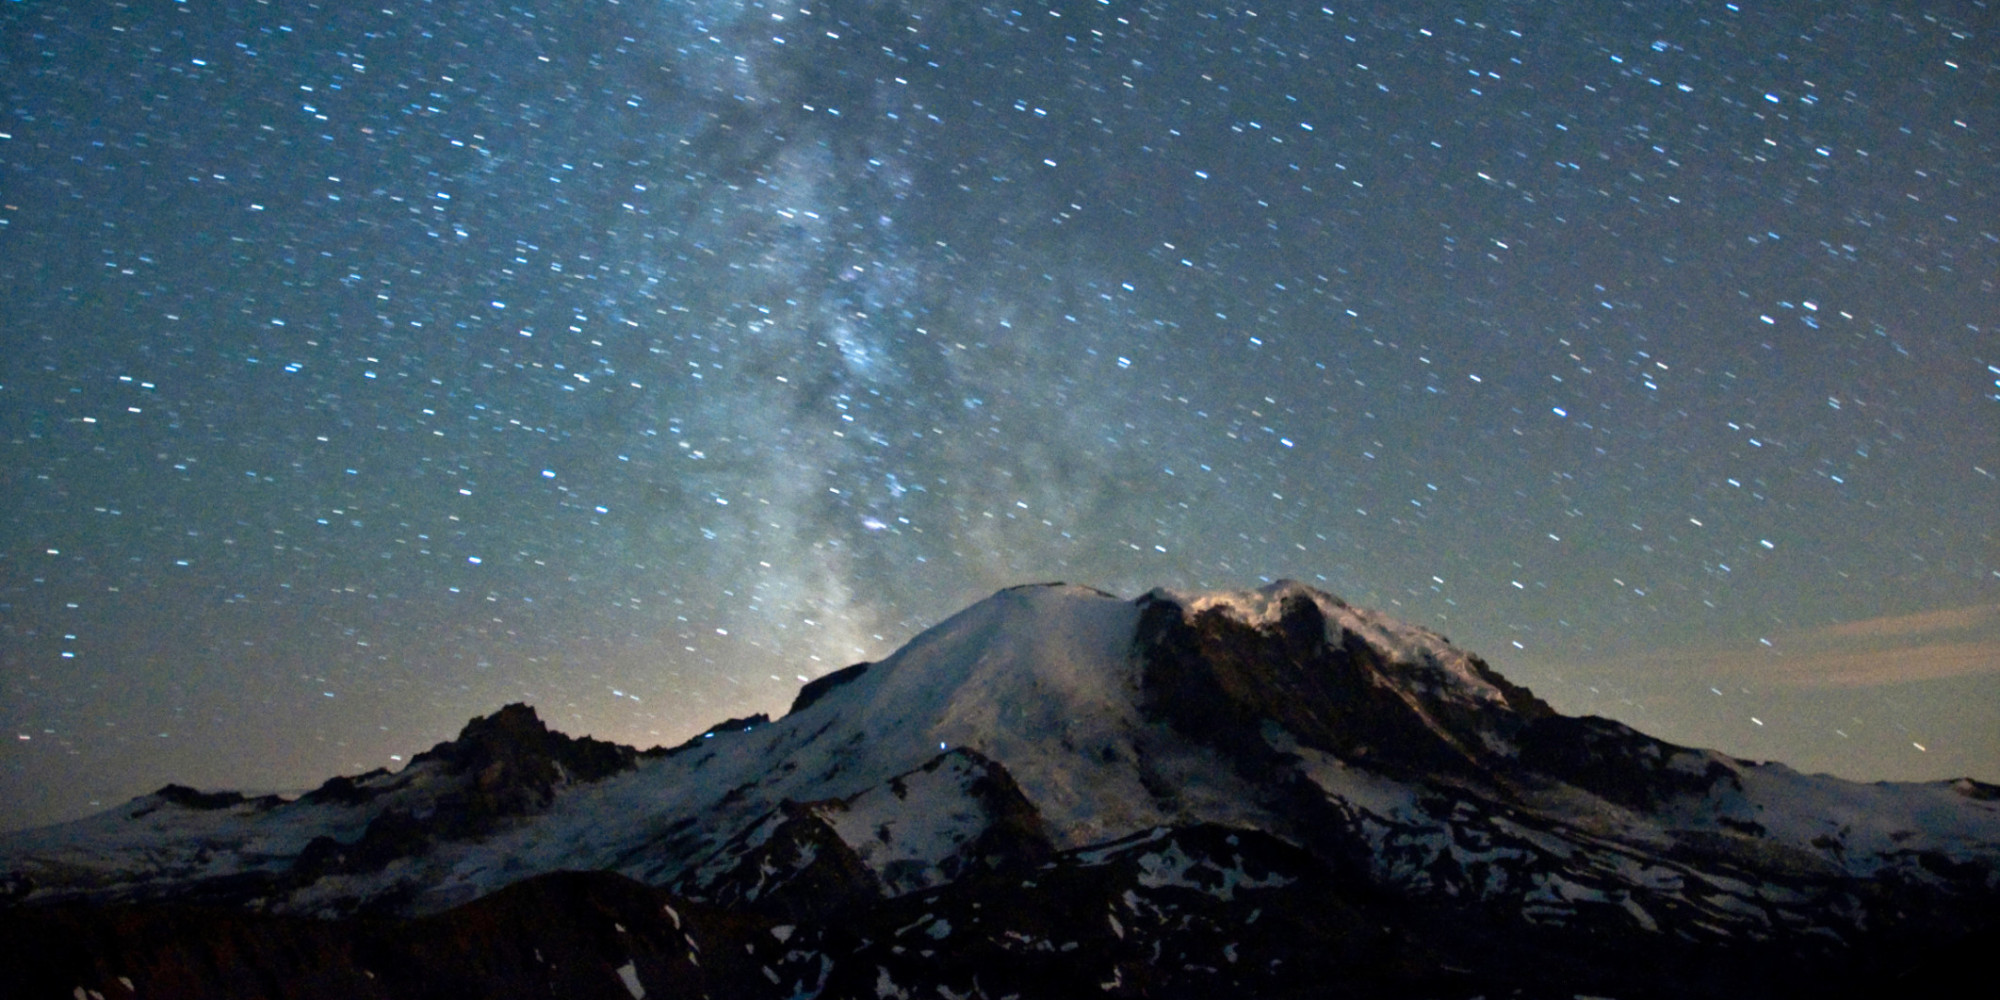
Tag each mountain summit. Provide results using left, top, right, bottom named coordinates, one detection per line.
left=5, top=581, right=1997, bottom=998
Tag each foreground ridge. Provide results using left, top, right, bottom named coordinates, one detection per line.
left=4, top=580, right=1997, bottom=999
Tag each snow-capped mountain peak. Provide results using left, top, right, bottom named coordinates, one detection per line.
left=4, top=581, right=1997, bottom=999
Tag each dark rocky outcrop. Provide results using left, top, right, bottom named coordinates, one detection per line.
left=1514, top=713, right=1742, bottom=810
left=949, top=748, right=1056, bottom=877
left=1950, top=777, right=2000, bottom=801
left=150, top=785, right=258, bottom=812
left=124, top=785, right=288, bottom=819
left=786, top=661, right=871, bottom=714
left=299, top=769, right=394, bottom=808
left=686, top=800, right=885, bottom=918
left=407, top=702, right=639, bottom=793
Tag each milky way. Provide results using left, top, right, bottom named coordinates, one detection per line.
left=3, top=0, right=1995, bottom=830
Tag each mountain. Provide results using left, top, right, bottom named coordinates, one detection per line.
left=4, top=581, right=1997, bottom=999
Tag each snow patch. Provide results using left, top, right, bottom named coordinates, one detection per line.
left=1133, top=841, right=1295, bottom=901
left=616, top=961, right=644, bottom=999
left=815, top=751, right=994, bottom=895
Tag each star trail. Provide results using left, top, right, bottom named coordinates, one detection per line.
left=2, top=0, right=1995, bottom=830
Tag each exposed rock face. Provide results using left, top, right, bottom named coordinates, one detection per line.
left=284, top=704, right=642, bottom=894
left=414, top=702, right=639, bottom=788
left=4, top=581, right=1996, bottom=998
left=1135, top=587, right=1552, bottom=783
left=1514, top=712, right=1744, bottom=811
left=692, top=798, right=887, bottom=918
left=140, top=785, right=287, bottom=814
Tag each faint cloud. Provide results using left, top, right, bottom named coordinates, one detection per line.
left=1754, top=640, right=2000, bottom=688
left=1817, top=604, right=2000, bottom=641
left=1723, top=604, right=2000, bottom=689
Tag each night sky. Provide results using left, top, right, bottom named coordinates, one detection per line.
left=4, top=0, right=1996, bottom=832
